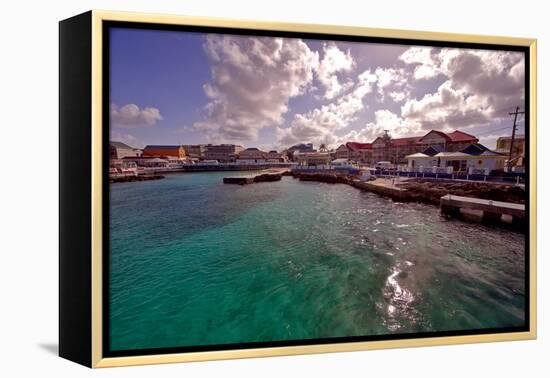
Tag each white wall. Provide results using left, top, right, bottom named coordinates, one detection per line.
left=1, top=1, right=548, bottom=377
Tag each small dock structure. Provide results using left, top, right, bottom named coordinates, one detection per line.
left=223, top=168, right=288, bottom=185
left=223, top=176, right=255, bottom=185
left=440, top=194, right=525, bottom=225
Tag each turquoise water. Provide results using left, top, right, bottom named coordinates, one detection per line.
left=109, top=172, right=525, bottom=351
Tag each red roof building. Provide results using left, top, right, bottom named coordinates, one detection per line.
left=446, top=130, right=478, bottom=143
left=345, top=129, right=480, bottom=165
left=346, top=142, right=372, bottom=151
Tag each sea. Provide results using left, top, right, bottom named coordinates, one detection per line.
left=109, top=172, right=526, bottom=351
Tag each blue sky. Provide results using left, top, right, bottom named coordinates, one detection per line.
left=110, top=27, right=525, bottom=151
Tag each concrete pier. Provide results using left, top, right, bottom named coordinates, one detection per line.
left=440, top=194, right=525, bottom=225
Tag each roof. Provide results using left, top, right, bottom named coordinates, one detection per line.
left=461, top=143, right=488, bottom=155
left=331, top=158, right=351, bottom=164
left=144, top=145, right=182, bottom=150
left=462, top=143, right=504, bottom=156
left=110, top=141, right=135, bottom=149
left=391, top=136, right=420, bottom=147
left=434, top=152, right=471, bottom=158
left=405, top=152, right=430, bottom=159
left=296, top=152, right=330, bottom=158
left=422, top=145, right=444, bottom=156
left=346, top=142, right=372, bottom=151
left=446, top=130, right=478, bottom=143
left=417, top=130, right=451, bottom=143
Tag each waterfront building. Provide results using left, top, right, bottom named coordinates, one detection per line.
left=109, top=159, right=138, bottom=177
left=237, top=147, right=267, bottom=163
left=203, top=144, right=244, bottom=163
left=296, top=152, right=331, bottom=167
left=110, top=141, right=142, bottom=160
left=143, top=145, right=186, bottom=159
left=415, top=130, right=478, bottom=152
left=406, top=143, right=505, bottom=173
left=334, top=144, right=350, bottom=159
left=331, top=158, right=356, bottom=168
left=121, top=156, right=169, bottom=168
left=286, top=143, right=315, bottom=161
left=182, top=144, right=206, bottom=160
left=267, top=150, right=285, bottom=162
left=346, top=142, right=372, bottom=164
left=363, top=129, right=479, bottom=165
left=403, top=152, right=437, bottom=171
left=495, top=135, right=525, bottom=167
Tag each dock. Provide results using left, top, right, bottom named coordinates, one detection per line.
left=440, top=194, right=525, bottom=225
left=223, top=177, right=255, bottom=185
left=223, top=168, right=288, bottom=185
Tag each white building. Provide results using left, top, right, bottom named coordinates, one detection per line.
left=406, top=143, right=506, bottom=174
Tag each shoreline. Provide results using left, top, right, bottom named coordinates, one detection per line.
left=290, top=171, right=525, bottom=231
left=291, top=171, right=524, bottom=205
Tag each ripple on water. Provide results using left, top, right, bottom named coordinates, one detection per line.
left=109, top=174, right=526, bottom=350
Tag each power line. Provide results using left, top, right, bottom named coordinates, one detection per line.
left=475, top=123, right=524, bottom=137
left=491, top=105, right=524, bottom=115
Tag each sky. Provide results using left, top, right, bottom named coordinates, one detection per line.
left=109, top=27, right=525, bottom=151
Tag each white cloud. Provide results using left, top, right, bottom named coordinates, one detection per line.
left=340, top=109, right=422, bottom=143
left=398, top=46, right=525, bottom=130
left=373, top=67, right=409, bottom=102
left=439, top=49, right=525, bottom=113
left=277, top=69, right=377, bottom=147
left=194, top=34, right=319, bottom=143
left=401, top=80, right=492, bottom=130
left=110, top=103, right=163, bottom=128
left=388, top=91, right=407, bottom=102
left=398, top=47, right=442, bottom=80
left=110, top=131, right=144, bottom=149
left=316, top=43, right=355, bottom=99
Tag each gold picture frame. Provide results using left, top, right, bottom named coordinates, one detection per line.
left=59, top=9, right=537, bottom=368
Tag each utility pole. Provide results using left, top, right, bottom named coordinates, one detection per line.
left=507, top=106, right=525, bottom=172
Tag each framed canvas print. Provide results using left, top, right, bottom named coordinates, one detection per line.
left=59, top=10, right=537, bottom=368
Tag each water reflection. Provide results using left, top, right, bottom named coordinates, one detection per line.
left=384, top=264, right=415, bottom=332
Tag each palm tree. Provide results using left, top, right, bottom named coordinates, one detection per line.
left=319, top=143, right=328, bottom=153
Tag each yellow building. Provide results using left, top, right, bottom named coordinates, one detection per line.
left=496, top=135, right=525, bottom=166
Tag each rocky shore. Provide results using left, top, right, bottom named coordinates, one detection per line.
left=293, top=171, right=353, bottom=185
left=291, top=171, right=525, bottom=206
left=397, top=179, right=525, bottom=205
